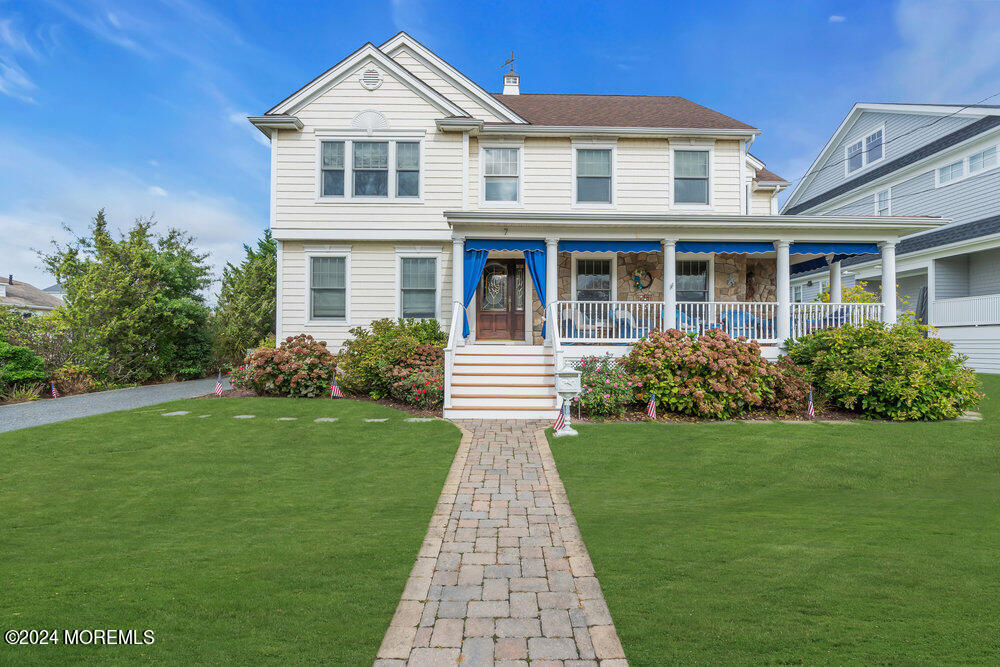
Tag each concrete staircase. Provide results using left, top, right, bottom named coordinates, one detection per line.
left=443, top=345, right=560, bottom=420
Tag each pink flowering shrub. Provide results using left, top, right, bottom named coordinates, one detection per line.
left=229, top=334, right=337, bottom=398
left=387, top=344, right=445, bottom=409
left=624, top=329, right=809, bottom=419
left=576, top=354, right=636, bottom=418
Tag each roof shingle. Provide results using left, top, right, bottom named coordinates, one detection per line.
left=489, top=93, right=757, bottom=130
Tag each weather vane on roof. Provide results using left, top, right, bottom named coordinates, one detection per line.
left=501, top=51, right=516, bottom=74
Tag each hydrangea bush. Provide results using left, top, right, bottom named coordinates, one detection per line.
left=575, top=354, right=637, bottom=418
left=338, top=318, right=446, bottom=399
left=624, top=329, right=809, bottom=419
left=787, top=320, right=981, bottom=420
left=229, top=334, right=337, bottom=398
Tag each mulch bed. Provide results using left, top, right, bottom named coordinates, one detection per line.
left=197, top=389, right=442, bottom=419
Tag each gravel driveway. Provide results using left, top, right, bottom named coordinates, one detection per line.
left=0, top=377, right=231, bottom=434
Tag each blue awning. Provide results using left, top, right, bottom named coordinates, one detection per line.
left=789, top=242, right=880, bottom=256
left=676, top=241, right=774, bottom=254
left=465, top=239, right=545, bottom=252
left=557, top=240, right=661, bottom=253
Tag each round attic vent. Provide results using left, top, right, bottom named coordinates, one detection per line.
left=359, top=66, right=383, bottom=91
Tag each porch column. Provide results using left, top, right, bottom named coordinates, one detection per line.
left=881, top=240, right=897, bottom=324
left=662, top=239, right=677, bottom=329
left=775, top=240, right=791, bottom=344
left=829, top=259, right=842, bottom=302
left=545, top=237, right=559, bottom=341
left=452, top=236, right=465, bottom=341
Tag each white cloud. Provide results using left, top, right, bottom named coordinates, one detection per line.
left=0, top=59, right=36, bottom=102
left=148, top=185, right=168, bottom=197
left=884, top=0, right=1000, bottom=103
left=228, top=110, right=268, bottom=146
left=828, top=15, right=847, bottom=23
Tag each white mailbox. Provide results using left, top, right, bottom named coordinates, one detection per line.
left=555, top=368, right=582, bottom=396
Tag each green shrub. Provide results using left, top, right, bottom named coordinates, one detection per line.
left=338, top=318, right=446, bottom=399
left=0, top=307, right=74, bottom=372
left=388, top=364, right=445, bottom=410
left=787, top=320, right=981, bottom=420
left=624, top=329, right=809, bottom=419
left=2, top=383, right=43, bottom=403
left=229, top=334, right=337, bottom=398
left=0, top=341, right=47, bottom=388
left=576, top=354, right=635, bottom=418
left=52, top=364, right=96, bottom=395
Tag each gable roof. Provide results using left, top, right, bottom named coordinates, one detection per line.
left=487, top=93, right=758, bottom=131
left=781, top=102, right=1000, bottom=212
left=0, top=277, right=63, bottom=310
left=379, top=32, right=527, bottom=124
left=264, top=42, right=469, bottom=118
left=754, top=167, right=788, bottom=184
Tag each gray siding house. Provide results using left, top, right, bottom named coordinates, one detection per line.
left=782, top=103, right=1000, bottom=373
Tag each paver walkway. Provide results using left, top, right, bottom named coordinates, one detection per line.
left=0, top=377, right=230, bottom=434
left=376, top=420, right=627, bottom=666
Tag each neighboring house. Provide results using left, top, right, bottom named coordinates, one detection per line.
left=0, top=274, right=64, bottom=316
left=251, top=33, right=941, bottom=417
left=42, top=283, right=67, bottom=300
left=782, top=103, right=1000, bottom=373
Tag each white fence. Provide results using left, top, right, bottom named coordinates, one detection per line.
left=552, top=301, right=665, bottom=343
left=676, top=301, right=779, bottom=343
left=790, top=302, right=882, bottom=339
left=931, top=294, right=1000, bottom=327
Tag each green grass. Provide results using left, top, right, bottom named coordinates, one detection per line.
left=550, top=375, right=1000, bottom=665
left=0, top=398, right=460, bottom=664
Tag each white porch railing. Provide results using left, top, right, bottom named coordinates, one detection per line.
left=443, top=300, right=465, bottom=409
left=546, top=301, right=566, bottom=371
left=790, top=302, right=883, bottom=338
left=931, top=294, right=1000, bottom=327
left=677, top=301, right=779, bottom=343
left=553, top=301, right=665, bottom=343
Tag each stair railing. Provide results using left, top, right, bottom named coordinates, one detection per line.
left=444, top=300, right=465, bottom=410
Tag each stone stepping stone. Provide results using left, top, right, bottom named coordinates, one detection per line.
left=405, top=417, right=437, bottom=422
left=233, top=415, right=255, bottom=419
left=277, top=417, right=297, bottom=421
left=314, top=417, right=339, bottom=423
left=198, top=415, right=211, bottom=418
left=364, top=418, right=389, bottom=423
left=162, top=411, right=190, bottom=416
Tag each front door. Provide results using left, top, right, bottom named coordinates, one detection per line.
left=476, top=259, right=526, bottom=340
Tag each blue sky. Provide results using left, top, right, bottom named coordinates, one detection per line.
left=2, top=0, right=999, bottom=290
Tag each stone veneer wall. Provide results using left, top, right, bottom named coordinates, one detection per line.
left=713, top=254, right=777, bottom=302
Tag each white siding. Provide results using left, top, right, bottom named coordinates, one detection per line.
left=751, top=189, right=775, bottom=215
left=968, top=247, right=1000, bottom=296
left=936, top=326, right=1000, bottom=374
left=280, top=241, right=453, bottom=350
left=387, top=47, right=508, bottom=123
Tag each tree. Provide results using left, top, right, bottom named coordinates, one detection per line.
left=41, top=209, right=212, bottom=383
left=815, top=280, right=881, bottom=303
left=211, top=230, right=277, bottom=362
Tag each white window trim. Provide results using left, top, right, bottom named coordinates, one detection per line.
left=305, top=245, right=351, bottom=325
left=670, top=143, right=714, bottom=210
left=479, top=140, right=524, bottom=208
left=844, top=124, right=886, bottom=176
left=934, top=141, right=1000, bottom=188
left=570, top=252, right=618, bottom=301
left=314, top=130, right=426, bottom=204
left=875, top=188, right=891, bottom=216
left=571, top=140, right=617, bottom=209
left=674, top=254, right=716, bottom=302
left=394, top=247, right=441, bottom=320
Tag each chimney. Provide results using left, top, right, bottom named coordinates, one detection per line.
left=7, top=274, right=12, bottom=285
left=503, top=72, right=520, bottom=95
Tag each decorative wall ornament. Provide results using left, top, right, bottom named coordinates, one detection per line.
left=359, top=66, right=384, bottom=91
left=350, top=109, right=389, bottom=134
left=632, top=267, right=653, bottom=291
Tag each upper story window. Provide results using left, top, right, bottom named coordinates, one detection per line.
left=876, top=189, right=890, bottom=216
left=969, top=146, right=997, bottom=174
left=936, top=143, right=999, bottom=188
left=575, top=148, right=613, bottom=204
left=673, top=150, right=710, bottom=205
left=938, top=159, right=964, bottom=185
left=318, top=137, right=422, bottom=201
left=483, top=147, right=520, bottom=203
left=846, top=127, right=885, bottom=174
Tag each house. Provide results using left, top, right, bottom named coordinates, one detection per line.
left=250, top=33, right=942, bottom=418
left=0, top=274, right=64, bottom=316
left=782, top=103, right=1000, bottom=373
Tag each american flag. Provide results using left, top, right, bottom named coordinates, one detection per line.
left=646, top=391, right=657, bottom=419
left=215, top=371, right=224, bottom=396
left=51, top=382, right=59, bottom=399
left=554, top=402, right=565, bottom=431
left=807, top=388, right=815, bottom=418
left=330, top=375, right=344, bottom=398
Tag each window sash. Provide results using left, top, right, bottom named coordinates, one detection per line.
left=847, top=141, right=863, bottom=172
left=396, top=141, right=420, bottom=198
left=310, top=256, right=346, bottom=319
left=575, top=259, right=612, bottom=301
left=676, top=260, right=709, bottom=301
left=674, top=178, right=709, bottom=204
left=577, top=149, right=611, bottom=176
left=939, top=160, right=963, bottom=184
left=674, top=151, right=708, bottom=178
left=876, top=190, right=890, bottom=215
left=483, top=148, right=519, bottom=176
left=321, top=141, right=345, bottom=197
left=969, top=146, right=997, bottom=174
left=400, top=257, right=437, bottom=318
left=866, top=130, right=883, bottom=163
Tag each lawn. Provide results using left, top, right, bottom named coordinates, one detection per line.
left=0, top=398, right=460, bottom=664
left=549, top=375, right=1000, bottom=665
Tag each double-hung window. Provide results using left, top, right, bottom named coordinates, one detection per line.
left=310, top=256, right=347, bottom=320
left=575, top=259, right=612, bottom=301
left=969, top=146, right=997, bottom=174
left=676, top=260, right=709, bottom=301
left=575, top=148, right=612, bottom=204
left=319, top=138, right=421, bottom=200
left=483, top=147, right=519, bottom=203
left=673, top=150, right=710, bottom=205
left=399, top=256, right=437, bottom=319
left=876, top=189, right=890, bottom=216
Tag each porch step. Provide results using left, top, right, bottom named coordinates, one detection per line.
left=443, top=406, right=560, bottom=420
left=451, top=395, right=557, bottom=408
left=451, top=385, right=555, bottom=397
left=454, top=362, right=554, bottom=374
left=447, top=344, right=557, bottom=419
left=455, top=353, right=553, bottom=364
